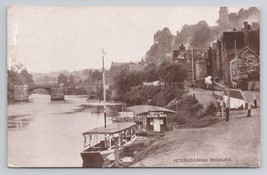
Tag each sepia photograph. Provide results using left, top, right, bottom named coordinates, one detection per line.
left=7, top=6, right=260, bottom=168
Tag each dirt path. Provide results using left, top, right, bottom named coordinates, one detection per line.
left=133, top=108, right=260, bottom=167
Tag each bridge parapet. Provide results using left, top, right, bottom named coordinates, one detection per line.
left=14, top=83, right=65, bottom=102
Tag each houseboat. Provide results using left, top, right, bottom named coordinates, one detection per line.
left=81, top=122, right=137, bottom=167
left=81, top=52, right=137, bottom=167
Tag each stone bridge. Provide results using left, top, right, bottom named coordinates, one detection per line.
left=14, top=83, right=65, bottom=101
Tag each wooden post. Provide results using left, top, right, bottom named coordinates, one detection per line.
left=247, top=104, right=251, bottom=117
left=191, top=47, right=194, bottom=87
left=118, top=133, right=121, bottom=146
left=253, top=94, right=257, bottom=108
left=226, top=89, right=230, bottom=122
left=220, top=96, right=224, bottom=117
left=114, top=143, right=119, bottom=167
left=109, top=135, right=112, bottom=150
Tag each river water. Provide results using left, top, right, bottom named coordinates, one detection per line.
left=7, top=94, right=112, bottom=167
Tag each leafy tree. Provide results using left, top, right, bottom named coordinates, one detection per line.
left=19, top=68, right=35, bottom=85
left=163, top=63, right=187, bottom=86
left=190, top=21, right=212, bottom=49
left=156, top=62, right=187, bottom=86
left=82, top=69, right=90, bottom=76
left=173, top=24, right=194, bottom=49
left=92, top=70, right=102, bottom=81
left=143, top=63, right=158, bottom=82
left=145, top=27, right=174, bottom=66
left=114, top=70, right=144, bottom=97
left=57, top=73, right=68, bottom=84
left=8, top=70, right=20, bottom=102
left=228, top=7, right=259, bottom=30
left=8, top=65, right=35, bottom=101
left=68, top=75, right=75, bottom=85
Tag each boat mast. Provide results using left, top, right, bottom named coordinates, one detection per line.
left=102, top=54, right=107, bottom=128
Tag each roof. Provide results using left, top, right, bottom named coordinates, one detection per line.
left=238, top=46, right=259, bottom=57
left=110, top=62, right=133, bottom=69
left=223, top=89, right=247, bottom=101
left=126, top=105, right=176, bottom=115
left=82, top=122, right=136, bottom=135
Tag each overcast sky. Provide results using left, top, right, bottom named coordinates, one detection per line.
left=8, top=6, right=243, bottom=73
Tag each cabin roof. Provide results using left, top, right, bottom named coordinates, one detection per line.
left=82, top=122, right=136, bottom=135
left=126, top=105, right=176, bottom=115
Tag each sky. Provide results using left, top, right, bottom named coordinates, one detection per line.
left=8, top=6, right=244, bottom=73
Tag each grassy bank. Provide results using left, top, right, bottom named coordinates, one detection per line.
left=119, top=85, right=186, bottom=107
left=167, top=94, right=218, bottom=129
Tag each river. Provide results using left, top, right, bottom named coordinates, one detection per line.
left=7, top=94, right=112, bottom=167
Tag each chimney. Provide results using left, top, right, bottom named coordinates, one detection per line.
left=248, top=24, right=251, bottom=31
left=244, top=22, right=248, bottom=30
left=244, top=22, right=249, bottom=47
left=179, top=44, right=185, bottom=51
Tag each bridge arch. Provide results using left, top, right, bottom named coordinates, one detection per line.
left=30, top=87, right=51, bottom=96
left=14, top=84, right=65, bottom=102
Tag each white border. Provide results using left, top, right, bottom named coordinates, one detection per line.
left=1, top=0, right=266, bottom=175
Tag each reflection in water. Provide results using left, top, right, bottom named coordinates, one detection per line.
left=8, top=114, right=33, bottom=130
left=8, top=94, right=112, bottom=167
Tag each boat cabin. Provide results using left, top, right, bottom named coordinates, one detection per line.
left=82, top=122, right=136, bottom=152
left=126, top=105, right=176, bottom=132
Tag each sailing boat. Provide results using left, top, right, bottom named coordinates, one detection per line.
left=80, top=51, right=137, bottom=168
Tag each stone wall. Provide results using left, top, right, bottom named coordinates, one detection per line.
left=14, top=85, right=29, bottom=101
left=230, top=47, right=260, bottom=89
left=50, top=84, right=65, bottom=100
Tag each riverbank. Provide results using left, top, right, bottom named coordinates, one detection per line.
left=131, top=108, right=260, bottom=167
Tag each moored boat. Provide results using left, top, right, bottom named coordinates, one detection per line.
left=81, top=122, right=137, bottom=167
left=81, top=50, right=137, bottom=167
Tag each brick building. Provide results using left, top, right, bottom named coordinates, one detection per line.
left=172, top=44, right=216, bottom=83
left=215, top=22, right=260, bottom=89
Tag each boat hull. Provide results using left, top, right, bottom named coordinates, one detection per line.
left=81, top=151, right=112, bottom=168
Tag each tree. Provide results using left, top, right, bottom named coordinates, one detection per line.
left=114, top=70, right=144, bottom=97
left=19, top=68, right=35, bottom=85
left=164, top=64, right=187, bottom=85
left=143, top=63, right=158, bottom=82
left=190, top=21, right=212, bottom=49
left=82, top=69, right=90, bottom=76
left=57, top=73, right=68, bottom=84
left=8, top=65, right=35, bottom=101
left=8, top=70, right=20, bottom=102
left=92, top=70, right=102, bottom=81
left=157, top=62, right=187, bottom=86
left=173, top=24, right=194, bottom=49
left=145, top=27, right=174, bottom=66
left=68, top=75, right=75, bottom=85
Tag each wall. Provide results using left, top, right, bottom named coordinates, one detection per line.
left=195, top=63, right=207, bottom=79
left=50, top=84, right=65, bottom=100
left=14, top=85, right=29, bottom=101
